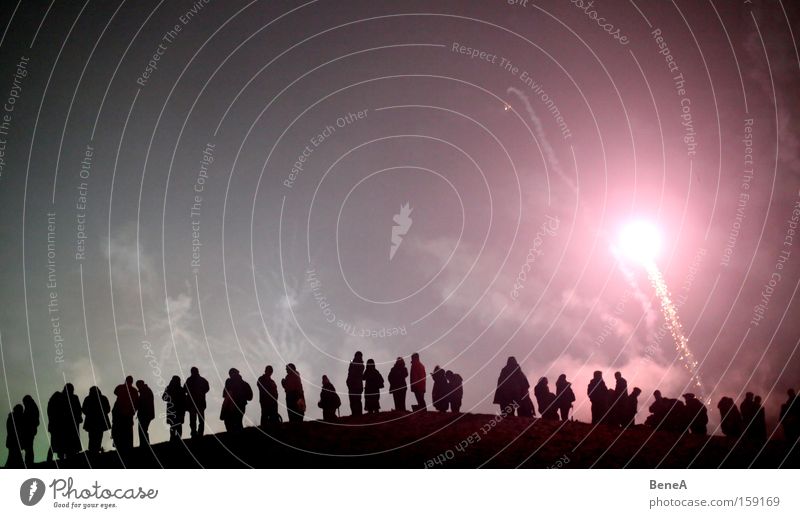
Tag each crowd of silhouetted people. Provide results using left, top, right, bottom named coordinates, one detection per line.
left=4, top=352, right=799, bottom=467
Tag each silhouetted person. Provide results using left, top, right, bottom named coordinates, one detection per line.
left=718, top=397, right=743, bottom=438
left=318, top=375, right=341, bottom=421
left=221, top=368, right=253, bottom=431
left=112, top=376, right=139, bottom=452
left=587, top=371, right=608, bottom=425
left=281, top=364, right=305, bottom=423
left=135, top=380, right=154, bottom=446
left=5, top=404, right=24, bottom=468
left=534, top=377, right=559, bottom=420
left=62, top=384, right=83, bottom=456
left=682, top=393, right=708, bottom=435
left=661, top=395, right=686, bottom=433
left=431, top=366, right=450, bottom=412
left=752, top=395, right=767, bottom=442
left=447, top=371, right=463, bottom=413
left=780, top=389, right=799, bottom=445
left=257, top=365, right=280, bottom=426
left=81, top=386, right=110, bottom=454
left=46, top=390, right=65, bottom=461
left=645, top=390, right=668, bottom=429
left=364, top=359, right=384, bottom=414
left=493, top=357, right=532, bottom=417
left=741, top=392, right=756, bottom=440
left=388, top=357, right=408, bottom=412
left=610, top=371, right=628, bottom=426
left=410, top=353, right=427, bottom=411
left=162, top=376, right=186, bottom=442
left=621, top=387, right=642, bottom=427
left=554, top=374, right=575, bottom=421
left=184, top=366, right=210, bottom=437
left=21, top=395, right=39, bottom=466
left=347, top=351, right=365, bottom=417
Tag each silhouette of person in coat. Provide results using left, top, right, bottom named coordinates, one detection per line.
left=82, top=386, right=111, bottom=454
left=281, top=364, right=305, bottom=423
left=46, top=390, right=64, bottom=461
left=741, top=392, right=756, bottom=439
left=587, top=371, right=608, bottom=425
left=683, top=393, right=708, bottom=435
left=554, top=374, right=575, bottom=421
left=363, top=359, right=384, bottom=414
left=493, top=357, right=531, bottom=417
left=446, top=371, right=463, bottom=413
left=622, top=387, right=642, bottom=427
left=221, top=368, right=253, bottom=431
left=62, top=384, right=83, bottom=456
left=257, top=365, right=280, bottom=426
left=410, top=353, right=427, bottom=411
left=112, top=376, right=139, bottom=452
left=184, top=367, right=210, bottom=437
left=5, top=405, right=24, bottom=468
left=135, top=380, right=155, bottom=446
left=610, top=371, right=628, bottom=426
left=318, top=375, right=341, bottom=421
left=431, top=366, right=450, bottom=412
left=388, top=357, right=408, bottom=412
left=163, top=376, right=187, bottom=442
left=346, top=352, right=365, bottom=416
left=718, top=397, right=743, bottom=438
left=534, top=377, right=559, bottom=420
left=21, top=395, right=39, bottom=466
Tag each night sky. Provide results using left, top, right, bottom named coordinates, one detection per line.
left=1, top=0, right=799, bottom=464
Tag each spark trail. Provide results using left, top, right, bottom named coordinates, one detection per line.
left=644, top=260, right=705, bottom=399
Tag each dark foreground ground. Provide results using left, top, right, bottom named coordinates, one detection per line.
left=33, top=411, right=800, bottom=468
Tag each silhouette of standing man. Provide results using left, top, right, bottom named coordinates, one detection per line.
left=534, top=377, right=559, bottom=420
left=257, top=365, right=280, bottom=426
left=682, top=393, right=708, bottom=435
left=221, top=368, right=253, bottom=432
left=363, top=359, right=384, bottom=414
left=184, top=367, right=210, bottom=437
left=446, top=371, right=463, bottom=413
left=555, top=374, right=575, bottom=422
left=622, top=387, right=642, bottom=427
left=493, top=357, right=531, bottom=417
left=347, top=351, right=365, bottom=416
left=112, top=376, right=139, bottom=452
left=21, top=395, right=39, bottom=466
left=46, top=390, right=66, bottom=461
left=282, top=364, right=305, bottom=423
left=431, top=366, right=449, bottom=412
left=410, top=353, right=427, bottom=411
left=718, top=397, right=743, bottom=438
left=163, top=376, right=187, bottom=442
left=741, top=392, right=756, bottom=440
left=318, top=375, right=341, bottom=422
left=5, top=405, right=24, bottom=468
left=587, top=371, right=608, bottom=425
left=135, top=380, right=154, bottom=446
left=62, top=384, right=83, bottom=457
left=388, top=357, right=408, bottom=412
left=611, top=371, right=628, bottom=426
left=81, top=386, right=110, bottom=454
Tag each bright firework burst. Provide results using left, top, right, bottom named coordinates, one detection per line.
left=617, top=221, right=705, bottom=398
